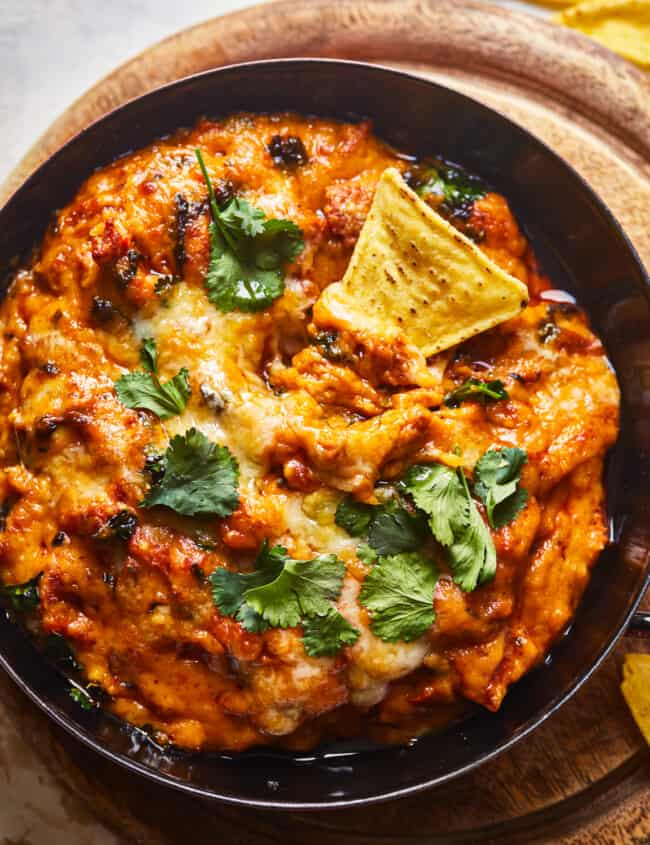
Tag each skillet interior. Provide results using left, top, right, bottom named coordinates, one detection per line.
left=0, top=59, right=649, bottom=809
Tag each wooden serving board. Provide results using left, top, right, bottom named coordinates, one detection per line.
left=2, top=1, right=650, bottom=843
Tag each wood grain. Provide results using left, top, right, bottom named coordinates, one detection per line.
left=1, top=1, right=649, bottom=843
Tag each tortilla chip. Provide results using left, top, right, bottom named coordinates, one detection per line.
left=624, top=653, right=650, bottom=675
left=556, top=0, right=650, bottom=68
left=621, top=653, right=650, bottom=744
left=314, top=168, right=529, bottom=358
left=522, top=0, right=575, bottom=6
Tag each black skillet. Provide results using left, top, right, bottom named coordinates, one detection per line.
left=0, top=60, right=649, bottom=809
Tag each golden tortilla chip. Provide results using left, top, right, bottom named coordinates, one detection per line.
left=314, top=168, right=529, bottom=358
left=556, top=0, right=650, bottom=69
left=621, top=653, right=650, bottom=744
left=524, top=0, right=575, bottom=6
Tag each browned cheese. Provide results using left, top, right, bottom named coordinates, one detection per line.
left=0, top=115, right=619, bottom=751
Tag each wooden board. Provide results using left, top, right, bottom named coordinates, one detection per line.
left=1, top=1, right=649, bottom=842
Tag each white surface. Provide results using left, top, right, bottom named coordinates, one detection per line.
left=0, top=0, right=259, bottom=187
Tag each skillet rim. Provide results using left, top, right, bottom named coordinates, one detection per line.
left=0, top=57, right=648, bottom=810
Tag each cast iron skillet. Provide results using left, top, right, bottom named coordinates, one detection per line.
left=0, top=60, right=649, bottom=810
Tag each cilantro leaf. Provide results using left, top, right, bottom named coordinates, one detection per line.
left=209, top=542, right=359, bottom=652
left=444, top=378, right=508, bottom=408
left=404, top=464, right=467, bottom=547
left=220, top=197, right=267, bottom=238
left=196, top=150, right=303, bottom=313
left=205, top=224, right=285, bottom=312
left=474, top=447, right=528, bottom=529
left=311, top=330, right=351, bottom=364
left=403, top=462, right=496, bottom=592
left=334, top=492, right=426, bottom=556
left=140, top=337, right=157, bottom=373
left=255, top=539, right=293, bottom=573
left=490, top=487, right=528, bottom=529
left=449, top=467, right=496, bottom=590
left=254, top=218, right=305, bottom=267
left=416, top=163, right=486, bottom=211
left=236, top=602, right=270, bottom=633
left=447, top=494, right=496, bottom=590
left=209, top=540, right=284, bottom=631
left=357, top=543, right=378, bottom=565
left=245, top=554, right=346, bottom=627
left=360, top=552, right=437, bottom=642
left=209, top=565, right=272, bottom=618
left=335, top=495, right=374, bottom=536
left=69, top=685, right=96, bottom=711
left=367, top=501, right=428, bottom=556
left=1, top=572, right=42, bottom=613
left=142, top=427, right=239, bottom=518
left=301, top=608, right=360, bottom=657
left=115, top=368, right=190, bottom=420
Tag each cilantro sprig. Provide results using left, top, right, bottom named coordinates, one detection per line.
left=447, top=466, right=496, bottom=590
left=444, top=378, right=508, bottom=408
left=69, top=685, right=97, bottom=711
left=474, top=447, right=528, bottom=529
left=0, top=572, right=42, bottom=613
left=140, top=337, right=157, bottom=373
left=335, top=495, right=427, bottom=556
left=404, top=463, right=495, bottom=592
left=359, top=552, right=438, bottom=642
left=416, top=163, right=486, bottom=211
left=209, top=541, right=359, bottom=656
left=334, top=496, right=374, bottom=536
left=402, top=464, right=467, bottom=548
left=301, top=609, right=360, bottom=657
left=196, top=149, right=304, bottom=313
left=367, top=502, right=428, bottom=556
left=115, top=368, right=190, bottom=420
left=244, top=555, right=342, bottom=627
left=339, top=447, right=526, bottom=597
left=208, top=541, right=280, bottom=634
left=142, top=427, right=239, bottom=518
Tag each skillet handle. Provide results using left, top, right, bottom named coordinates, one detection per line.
left=626, top=612, right=650, bottom=638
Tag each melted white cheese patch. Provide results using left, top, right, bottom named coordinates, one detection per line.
left=133, top=285, right=364, bottom=560
left=133, top=285, right=283, bottom=481
left=281, top=494, right=359, bottom=557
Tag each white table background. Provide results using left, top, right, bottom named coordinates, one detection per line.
left=0, top=0, right=548, bottom=841
left=0, top=0, right=265, bottom=187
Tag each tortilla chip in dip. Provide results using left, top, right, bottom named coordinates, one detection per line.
left=556, top=0, right=650, bottom=68
left=314, top=168, right=529, bottom=358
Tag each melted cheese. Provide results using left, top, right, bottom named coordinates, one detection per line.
left=0, top=113, right=619, bottom=752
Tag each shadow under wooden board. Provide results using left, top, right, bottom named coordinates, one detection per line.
left=1, top=1, right=650, bottom=843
